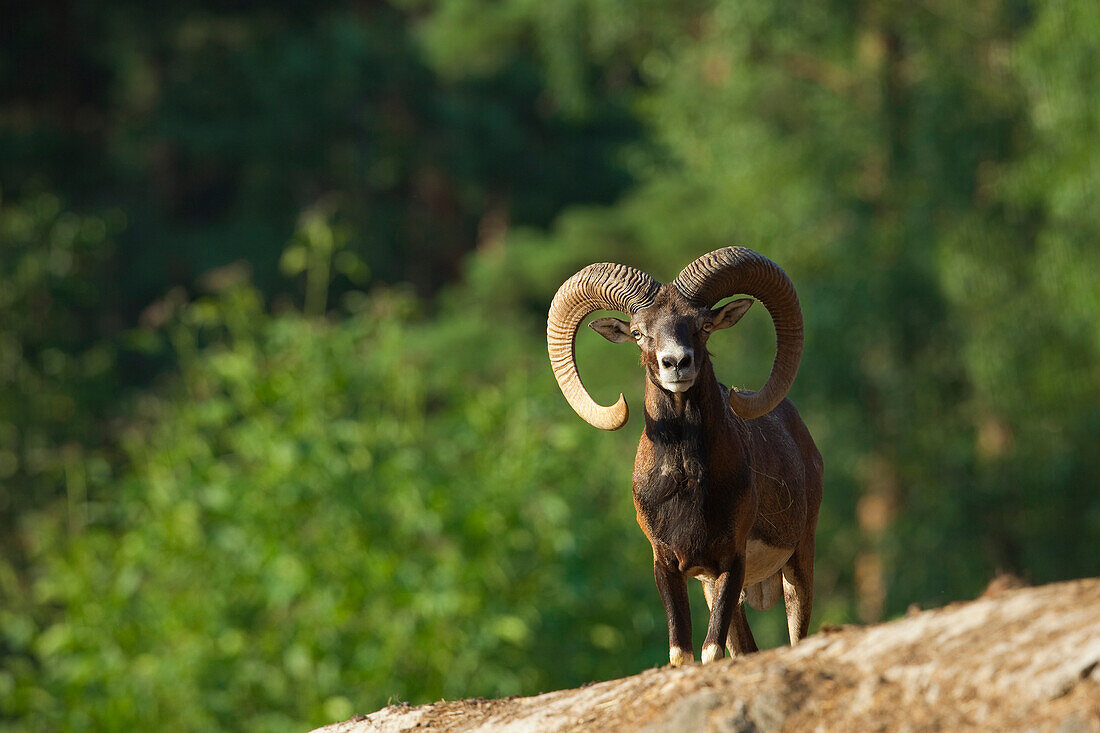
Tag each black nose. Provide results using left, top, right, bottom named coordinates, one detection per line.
left=662, top=354, right=693, bottom=369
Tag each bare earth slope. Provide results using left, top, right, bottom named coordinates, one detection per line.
left=313, top=578, right=1100, bottom=732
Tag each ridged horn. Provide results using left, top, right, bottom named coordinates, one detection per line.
left=547, top=263, right=661, bottom=430
left=672, top=247, right=803, bottom=419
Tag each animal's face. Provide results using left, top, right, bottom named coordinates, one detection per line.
left=590, top=287, right=753, bottom=393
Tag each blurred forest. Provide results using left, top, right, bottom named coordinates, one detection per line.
left=1, top=1, right=1098, bottom=730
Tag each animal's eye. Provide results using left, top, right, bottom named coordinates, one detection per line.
left=701, top=322, right=714, bottom=334
left=631, top=330, right=641, bottom=339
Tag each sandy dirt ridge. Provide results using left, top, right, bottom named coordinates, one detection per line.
left=312, top=577, right=1100, bottom=732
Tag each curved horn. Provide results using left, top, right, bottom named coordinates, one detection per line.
left=673, top=247, right=803, bottom=419
left=547, top=263, right=661, bottom=430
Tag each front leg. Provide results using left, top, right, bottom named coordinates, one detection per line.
left=701, top=554, right=747, bottom=663
left=654, top=554, right=692, bottom=666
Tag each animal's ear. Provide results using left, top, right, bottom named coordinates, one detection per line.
left=589, top=317, right=634, bottom=343
left=710, top=298, right=754, bottom=331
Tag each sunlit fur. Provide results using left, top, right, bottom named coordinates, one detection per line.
left=701, top=642, right=723, bottom=664
left=668, top=646, right=693, bottom=667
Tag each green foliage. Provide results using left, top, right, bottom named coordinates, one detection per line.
left=448, top=0, right=1100, bottom=612
left=1, top=282, right=671, bottom=731
left=0, top=192, right=120, bottom=536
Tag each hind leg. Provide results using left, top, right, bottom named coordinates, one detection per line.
left=702, top=579, right=758, bottom=656
left=781, top=532, right=815, bottom=644
left=728, top=594, right=759, bottom=655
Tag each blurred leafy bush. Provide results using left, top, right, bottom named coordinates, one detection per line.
left=1, top=276, right=672, bottom=731
left=0, top=192, right=121, bottom=538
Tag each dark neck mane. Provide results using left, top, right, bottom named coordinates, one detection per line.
left=640, top=361, right=727, bottom=505
left=637, top=360, right=747, bottom=557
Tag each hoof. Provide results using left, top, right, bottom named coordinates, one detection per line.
left=669, top=646, right=694, bottom=667
left=701, top=642, right=724, bottom=663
